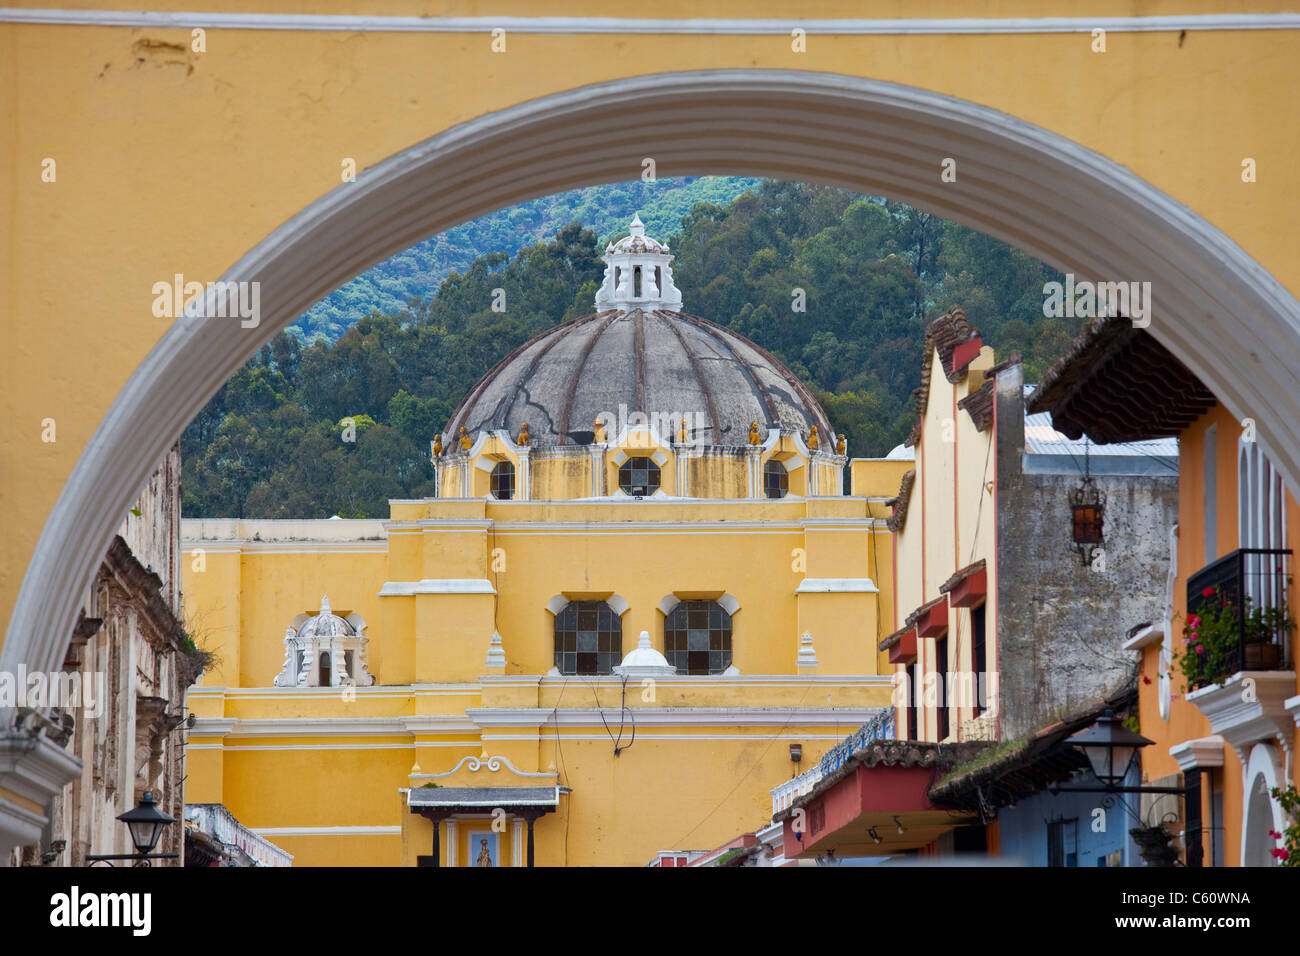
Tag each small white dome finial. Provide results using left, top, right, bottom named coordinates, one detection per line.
left=613, top=628, right=676, bottom=678
left=320, top=594, right=331, bottom=615
left=594, top=215, right=683, bottom=313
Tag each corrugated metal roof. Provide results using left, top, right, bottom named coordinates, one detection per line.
left=1022, top=385, right=1177, bottom=458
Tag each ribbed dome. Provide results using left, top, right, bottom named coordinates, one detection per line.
left=443, top=309, right=835, bottom=448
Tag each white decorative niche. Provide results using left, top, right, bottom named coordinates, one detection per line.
left=274, top=595, right=375, bottom=688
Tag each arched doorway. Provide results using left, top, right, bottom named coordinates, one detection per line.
left=1241, top=742, right=1286, bottom=867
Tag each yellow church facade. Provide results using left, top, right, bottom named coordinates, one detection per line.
left=182, top=220, right=908, bottom=866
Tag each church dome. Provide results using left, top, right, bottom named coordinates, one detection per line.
left=442, top=216, right=836, bottom=450
left=443, top=308, right=834, bottom=448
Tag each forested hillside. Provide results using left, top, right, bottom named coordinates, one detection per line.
left=183, top=180, right=1074, bottom=518
left=293, top=176, right=760, bottom=341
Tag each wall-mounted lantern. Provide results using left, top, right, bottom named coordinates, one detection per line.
left=1071, top=475, right=1106, bottom=566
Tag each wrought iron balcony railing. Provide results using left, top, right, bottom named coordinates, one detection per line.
left=1186, top=548, right=1292, bottom=679
left=769, top=709, right=894, bottom=816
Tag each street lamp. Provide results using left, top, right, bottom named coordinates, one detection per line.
left=1065, top=709, right=1153, bottom=788
left=1051, top=708, right=1202, bottom=867
left=119, top=792, right=175, bottom=859
left=87, top=791, right=178, bottom=866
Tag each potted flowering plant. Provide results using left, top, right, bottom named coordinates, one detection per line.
left=1179, top=585, right=1293, bottom=691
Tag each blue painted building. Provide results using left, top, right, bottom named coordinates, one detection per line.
left=995, top=764, right=1142, bottom=866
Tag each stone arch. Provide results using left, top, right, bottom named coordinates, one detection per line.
left=7, top=69, right=1300, bottom=704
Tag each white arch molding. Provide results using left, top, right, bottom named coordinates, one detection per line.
left=1241, top=742, right=1287, bottom=867
left=7, top=69, right=1300, bottom=697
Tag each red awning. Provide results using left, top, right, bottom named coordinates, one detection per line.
left=779, top=747, right=975, bottom=858
left=941, top=560, right=987, bottom=608
left=915, top=596, right=949, bottom=638
left=889, top=628, right=917, bottom=665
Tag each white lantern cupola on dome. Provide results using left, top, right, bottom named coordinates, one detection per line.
left=595, top=214, right=684, bottom=312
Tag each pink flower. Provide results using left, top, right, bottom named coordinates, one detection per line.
left=1282, top=849, right=1292, bottom=861
left=1203, top=586, right=1217, bottom=598
left=1188, top=614, right=1201, bottom=628
left=1191, top=631, right=1199, bottom=641
left=1269, top=830, right=1282, bottom=839
left=1196, top=644, right=1204, bottom=653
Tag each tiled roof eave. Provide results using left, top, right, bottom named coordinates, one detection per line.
left=885, top=468, right=916, bottom=533
left=940, top=559, right=987, bottom=595
left=1025, top=317, right=1215, bottom=443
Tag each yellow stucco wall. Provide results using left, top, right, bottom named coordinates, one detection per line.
left=182, top=489, right=893, bottom=865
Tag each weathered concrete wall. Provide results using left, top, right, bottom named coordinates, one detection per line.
left=995, top=365, right=1177, bottom=739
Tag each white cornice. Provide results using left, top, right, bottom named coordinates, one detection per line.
left=189, top=685, right=466, bottom=697
left=194, top=716, right=479, bottom=737
left=188, top=717, right=237, bottom=737
left=402, top=716, right=481, bottom=734
left=379, top=579, right=496, bottom=596
left=799, top=517, right=879, bottom=528
left=0, top=730, right=84, bottom=807
left=184, top=677, right=885, bottom=695
left=467, top=707, right=882, bottom=728
left=477, top=676, right=543, bottom=687
left=1169, top=735, right=1226, bottom=771
left=1186, top=672, right=1298, bottom=759
left=537, top=674, right=890, bottom=686
left=795, top=578, right=878, bottom=594
left=1122, top=623, right=1165, bottom=651
left=491, top=522, right=889, bottom=533
left=252, top=825, right=401, bottom=836
left=181, top=540, right=387, bottom=552
left=3, top=11, right=1300, bottom=35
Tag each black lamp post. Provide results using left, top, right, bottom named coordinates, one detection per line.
left=1050, top=709, right=1203, bottom=867
left=120, top=792, right=175, bottom=859
left=86, top=792, right=179, bottom=866
left=1067, top=709, right=1153, bottom=787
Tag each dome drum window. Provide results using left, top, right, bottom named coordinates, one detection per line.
left=619, top=457, right=661, bottom=497
left=664, top=600, right=732, bottom=675
left=490, top=460, right=515, bottom=500
left=554, top=601, right=622, bottom=675
left=764, top=460, right=790, bottom=499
